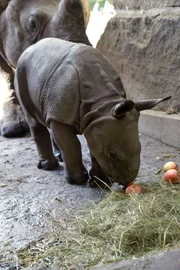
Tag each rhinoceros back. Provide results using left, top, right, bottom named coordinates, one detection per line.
left=16, top=38, right=126, bottom=130
left=16, top=38, right=81, bottom=126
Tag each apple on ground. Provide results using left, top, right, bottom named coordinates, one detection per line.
left=164, top=169, right=180, bottom=184
left=163, top=161, right=178, bottom=172
left=125, top=184, right=142, bottom=195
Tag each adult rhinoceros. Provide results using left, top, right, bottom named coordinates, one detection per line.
left=0, top=0, right=90, bottom=137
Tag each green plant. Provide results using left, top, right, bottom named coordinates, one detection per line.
left=90, top=0, right=113, bottom=10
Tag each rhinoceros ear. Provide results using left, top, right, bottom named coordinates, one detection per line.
left=58, top=0, right=86, bottom=29
left=0, top=0, right=9, bottom=12
left=112, top=100, right=135, bottom=119
left=66, top=0, right=83, bottom=14
left=61, top=0, right=84, bottom=23
left=135, top=96, right=171, bottom=112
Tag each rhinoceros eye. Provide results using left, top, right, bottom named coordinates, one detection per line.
left=27, top=16, right=38, bottom=34
left=109, top=151, right=117, bottom=161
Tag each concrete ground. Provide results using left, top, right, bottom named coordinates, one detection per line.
left=0, top=131, right=180, bottom=269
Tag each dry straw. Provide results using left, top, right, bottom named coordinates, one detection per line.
left=18, top=180, right=180, bottom=269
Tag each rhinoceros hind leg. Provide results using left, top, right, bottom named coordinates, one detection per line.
left=89, top=154, right=112, bottom=189
left=26, top=118, right=59, bottom=170
left=37, top=159, right=59, bottom=170
left=51, top=136, right=63, bottom=162
left=50, top=121, right=88, bottom=185
left=54, top=151, right=63, bottom=162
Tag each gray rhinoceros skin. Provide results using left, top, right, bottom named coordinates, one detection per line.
left=14, top=38, right=170, bottom=186
left=0, top=0, right=90, bottom=138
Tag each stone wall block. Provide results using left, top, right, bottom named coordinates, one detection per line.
left=97, top=10, right=180, bottom=112
left=113, top=0, right=180, bottom=10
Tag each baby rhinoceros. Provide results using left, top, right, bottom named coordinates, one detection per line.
left=15, top=38, right=170, bottom=187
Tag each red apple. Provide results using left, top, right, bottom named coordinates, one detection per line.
left=163, top=161, right=178, bottom=172
left=125, top=184, right=142, bottom=195
left=164, top=169, right=180, bottom=184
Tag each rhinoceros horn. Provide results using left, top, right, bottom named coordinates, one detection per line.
left=112, top=100, right=135, bottom=119
left=0, top=0, right=8, bottom=12
left=135, top=96, right=171, bottom=112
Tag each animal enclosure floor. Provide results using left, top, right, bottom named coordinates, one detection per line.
left=0, top=133, right=180, bottom=254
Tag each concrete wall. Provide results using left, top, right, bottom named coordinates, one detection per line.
left=113, top=0, right=180, bottom=10
left=97, top=1, right=180, bottom=112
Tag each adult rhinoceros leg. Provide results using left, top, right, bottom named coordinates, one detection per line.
left=50, top=121, right=88, bottom=185
left=89, top=154, right=112, bottom=188
left=0, top=55, right=28, bottom=137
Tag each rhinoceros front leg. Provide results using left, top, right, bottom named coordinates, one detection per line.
left=0, top=56, right=28, bottom=137
left=89, top=154, right=112, bottom=188
left=50, top=121, right=88, bottom=185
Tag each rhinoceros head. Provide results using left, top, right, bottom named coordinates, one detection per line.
left=84, top=96, right=171, bottom=186
left=0, top=0, right=90, bottom=67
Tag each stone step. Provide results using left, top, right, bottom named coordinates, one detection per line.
left=139, top=110, right=180, bottom=149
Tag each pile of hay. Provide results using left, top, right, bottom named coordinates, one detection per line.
left=18, top=181, right=180, bottom=269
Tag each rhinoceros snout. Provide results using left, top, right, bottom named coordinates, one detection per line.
left=109, top=167, right=139, bottom=186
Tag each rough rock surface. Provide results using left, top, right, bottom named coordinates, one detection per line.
left=97, top=2, right=180, bottom=112
left=93, top=247, right=180, bottom=270
left=113, top=0, right=180, bottom=10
